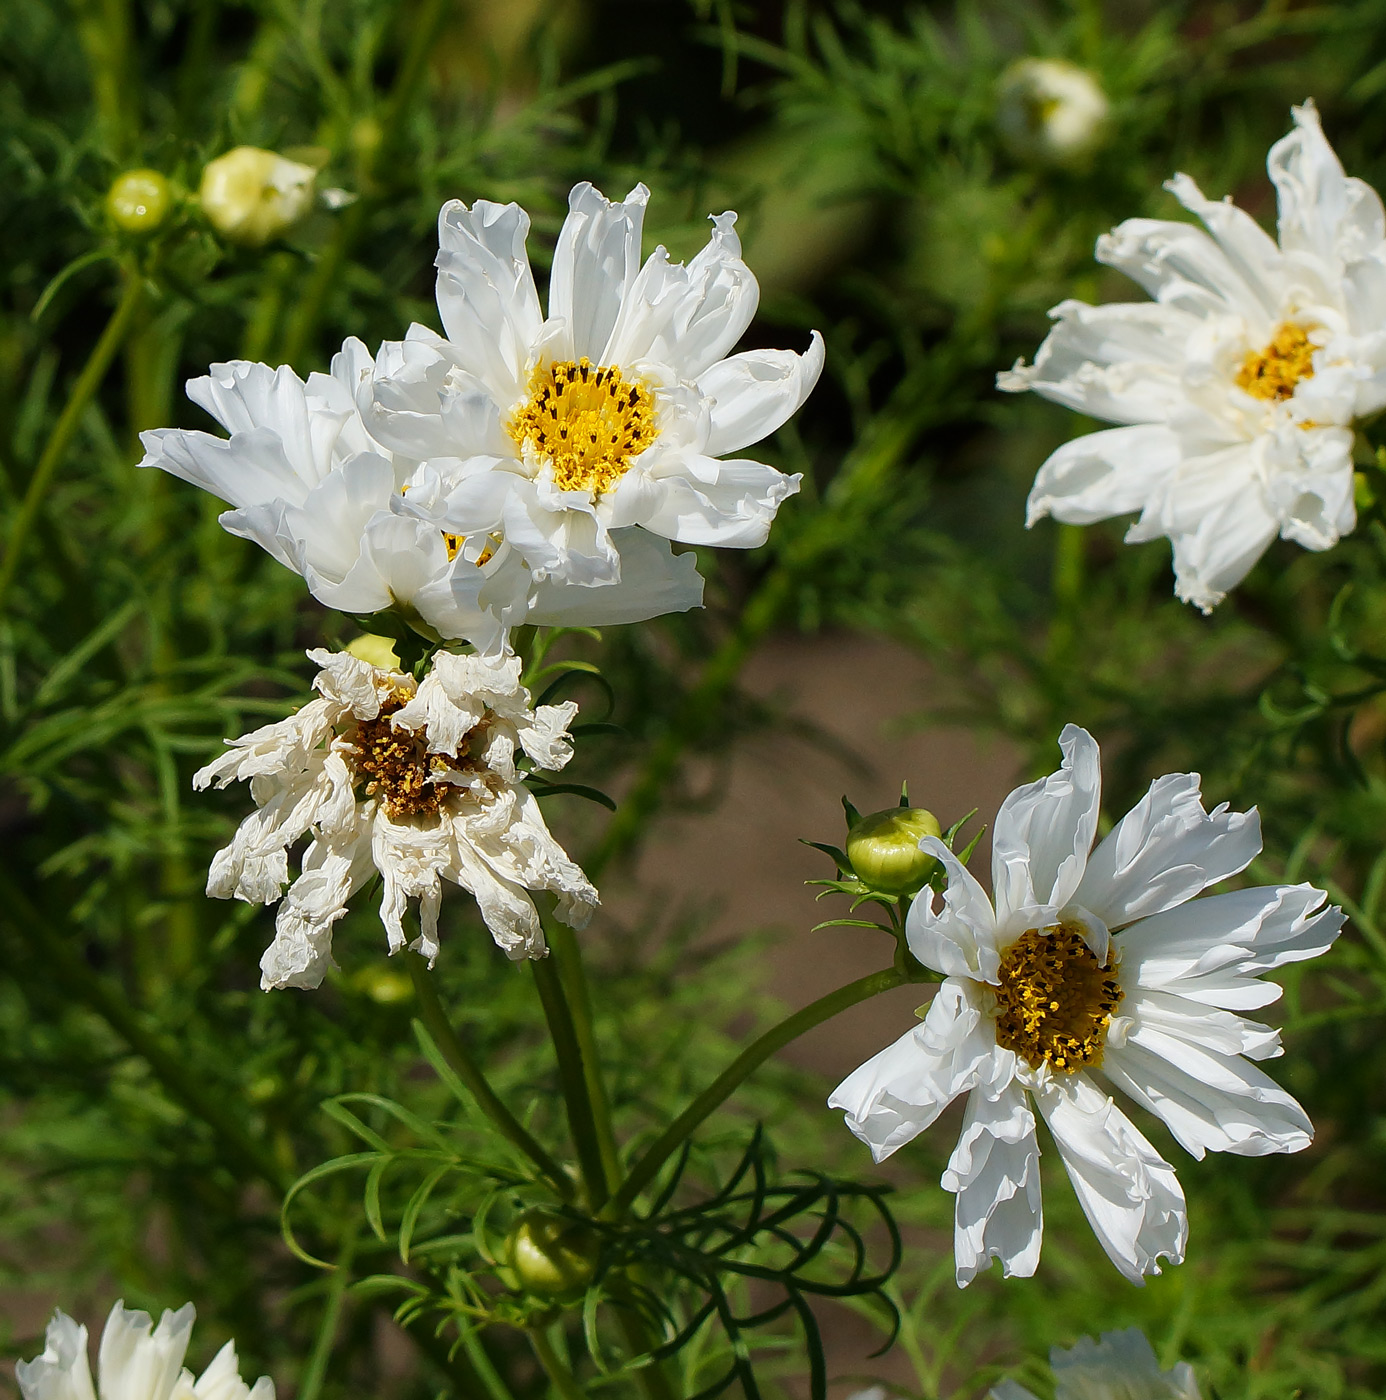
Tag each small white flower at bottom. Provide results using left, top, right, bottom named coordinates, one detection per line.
left=991, top=1327, right=1201, bottom=1400
left=196, top=647, right=598, bottom=990
left=17, top=1301, right=272, bottom=1400
left=830, top=724, right=1341, bottom=1286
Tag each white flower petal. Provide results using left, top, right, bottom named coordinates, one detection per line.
left=1104, top=1027, right=1313, bottom=1159
left=1076, top=771, right=1260, bottom=927
left=550, top=182, right=650, bottom=362
left=16, top=1314, right=96, bottom=1400
left=1049, top=1329, right=1202, bottom=1400
left=527, top=527, right=705, bottom=626
left=607, top=211, right=760, bottom=379
left=993, top=723, right=1101, bottom=923
left=906, top=838, right=1001, bottom=980
left=434, top=198, right=543, bottom=405
left=630, top=453, right=801, bottom=547
left=1025, top=423, right=1182, bottom=528
left=1033, top=1074, right=1186, bottom=1284
left=828, top=980, right=997, bottom=1161
left=97, top=1303, right=196, bottom=1400
left=943, top=1077, right=1043, bottom=1286
left=698, top=331, right=826, bottom=457
left=191, top=1341, right=275, bottom=1400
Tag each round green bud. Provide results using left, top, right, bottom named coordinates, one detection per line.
left=105, top=169, right=172, bottom=233
left=507, top=1210, right=601, bottom=1300
left=847, top=806, right=943, bottom=894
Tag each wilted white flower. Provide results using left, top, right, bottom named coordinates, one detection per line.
left=199, top=145, right=316, bottom=244
left=1001, top=101, right=1386, bottom=610
left=991, top=1327, right=1201, bottom=1400
left=139, top=342, right=704, bottom=652
left=830, top=724, right=1341, bottom=1286
left=196, top=647, right=598, bottom=990
left=363, top=180, right=823, bottom=604
left=17, top=1301, right=271, bottom=1400
left=997, top=59, right=1110, bottom=167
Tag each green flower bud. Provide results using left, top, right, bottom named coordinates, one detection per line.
left=846, top=806, right=943, bottom=894
left=199, top=146, right=317, bottom=245
left=507, top=1210, right=601, bottom=1300
left=105, top=169, right=172, bottom=233
left=344, top=633, right=401, bottom=671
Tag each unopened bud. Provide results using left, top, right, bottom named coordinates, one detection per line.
left=507, top=1210, right=601, bottom=1300
left=847, top=807, right=942, bottom=894
left=996, top=59, right=1110, bottom=167
left=106, top=169, right=172, bottom=233
left=345, top=633, right=401, bottom=670
left=199, top=146, right=317, bottom=245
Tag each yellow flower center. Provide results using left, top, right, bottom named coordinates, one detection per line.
left=441, top=531, right=501, bottom=566
left=349, top=696, right=458, bottom=822
left=1236, top=323, right=1317, bottom=402
left=509, top=358, right=658, bottom=495
left=992, top=923, right=1122, bottom=1073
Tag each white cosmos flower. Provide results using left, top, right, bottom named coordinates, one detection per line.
left=364, top=180, right=823, bottom=596
left=138, top=342, right=703, bottom=652
left=17, top=1301, right=272, bottom=1400
left=996, top=59, right=1110, bottom=167
left=195, top=647, right=597, bottom=990
left=991, top=1327, right=1201, bottom=1400
left=829, top=724, right=1341, bottom=1286
left=1000, top=101, right=1386, bottom=610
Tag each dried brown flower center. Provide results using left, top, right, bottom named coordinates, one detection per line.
left=1236, top=323, right=1316, bottom=402
left=349, top=697, right=457, bottom=822
left=993, top=923, right=1122, bottom=1073
left=509, top=358, right=658, bottom=495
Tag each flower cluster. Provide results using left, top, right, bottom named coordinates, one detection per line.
left=197, top=647, right=596, bottom=989
left=1003, top=101, right=1386, bottom=609
left=140, top=181, right=821, bottom=650
left=17, top=1302, right=271, bottom=1400
left=831, top=725, right=1341, bottom=1285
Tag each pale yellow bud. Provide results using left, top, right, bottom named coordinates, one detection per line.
left=507, top=1210, right=601, bottom=1299
left=997, top=59, right=1110, bottom=167
left=345, top=633, right=401, bottom=670
left=847, top=807, right=943, bottom=895
left=199, top=146, right=317, bottom=245
left=105, top=169, right=172, bottom=233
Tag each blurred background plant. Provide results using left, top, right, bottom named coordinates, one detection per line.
left=5, top=0, right=1386, bottom=1396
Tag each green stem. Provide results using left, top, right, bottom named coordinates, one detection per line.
left=529, top=1328, right=586, bottom=1400
left=407, top=955, right=573, bottom=1198
left=0, top=876, right=289, bottom=1191
left=0, top=273, right=145, bottom=609
left=545, top=918, right=620, bottom=1195
left=297, top=1222, right=359, bottom=1400
left=531, top=955, right=611, bottom=1209
left=606, top=966, right=908, bottom=1218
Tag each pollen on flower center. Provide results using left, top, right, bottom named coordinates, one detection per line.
left=348, top=696, right=459, bottom=821
left=1236, top=323, right=1317, bottom=402
left=509, top=358, right=658, bottom=495
left=992, top=923, right=1122, bottom=1073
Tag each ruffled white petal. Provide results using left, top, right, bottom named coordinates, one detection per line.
left=97, top=1303, right=196, bottom=1400
left=550, top=182, right=650, bottom=363
left=527, top=527, right=705, bottom=626
left=628, top=453, right=801, bottom=548
left=1076, top=772, right=1260, bottom=928
left=1034, top=1075, right=1186, bottom=1284
left=1025, top=424, right=1182, bottom=528
left=906, top=838, right=1001, bottom=981
left=943, top=1077, right=1043, bottom=1286
left=828, top=980, right=1001, bottom=1161
left=188, top=1341, right=275, bottom=1400
left=16, top=1313, right=97, bottom=1400
left=992, top=723, right=1101, bottom=925
left=698, top=332, right=826, bottom=457
left=1049, top=1329, right=1202, bottom=1400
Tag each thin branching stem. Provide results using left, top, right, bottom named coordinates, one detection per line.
left=407, top=954, right=573, bottom=1199
left=606, top=966, right=911, bottom=1218
left=0, top=271, right=145, bottom=609
left=297, top=1221, right=359, bottom=1400
left=528, top=1328, right=586, bottom=1400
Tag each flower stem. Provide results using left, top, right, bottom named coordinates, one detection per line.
left=605, top=966, right=908, bottom=1218
left=407, top=954, right=573, bottom=1200
left=529, top=1328, right=587, bottom=1400
left=296, top=1221, right=359, bottom=1400
left=0, top=271, right=146, bottom=610
left=545, top=918, right=621, bottom=1194
left=531, top=953, right=612, bottom=1209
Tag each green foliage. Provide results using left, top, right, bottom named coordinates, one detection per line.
left=7, top=1, right=1386, bottom=1398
